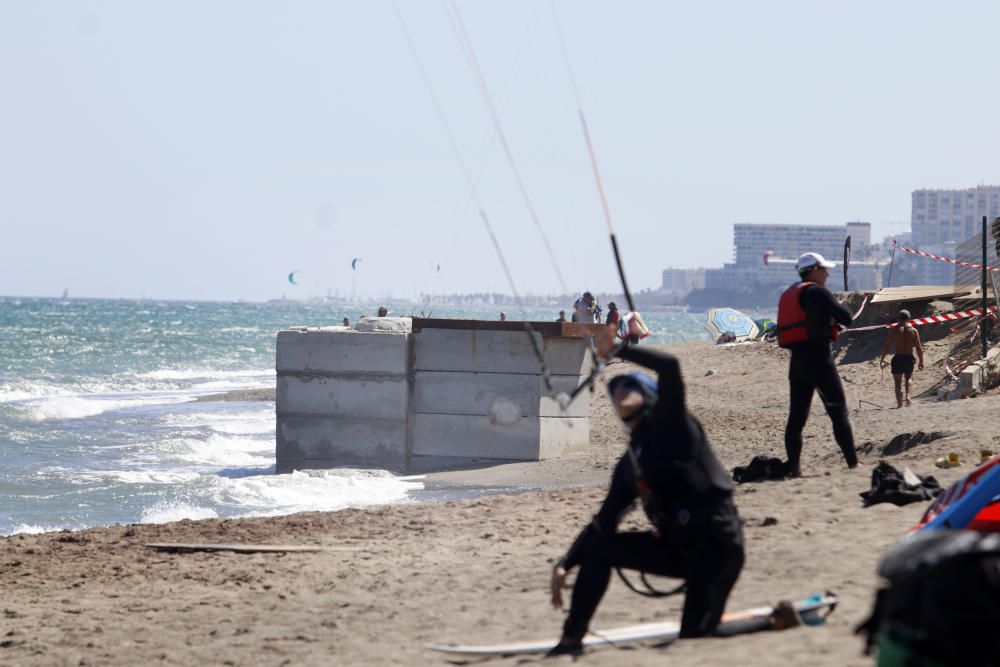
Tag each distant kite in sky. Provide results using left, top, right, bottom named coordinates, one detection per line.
left=288, top=271, right=300, bottom=285
left=351, top=258, right=362, bottom=270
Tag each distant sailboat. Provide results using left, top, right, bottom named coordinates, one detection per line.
left=61, top=288, right=69, bottom=299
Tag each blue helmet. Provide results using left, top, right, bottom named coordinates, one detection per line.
left=607, top=372, right=658, bottom=406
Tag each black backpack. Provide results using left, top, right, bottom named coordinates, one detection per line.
left=856, top=530, right=1000, bottom=666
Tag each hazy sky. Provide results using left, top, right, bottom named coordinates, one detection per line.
left=2, top=1, right=999, bottom=301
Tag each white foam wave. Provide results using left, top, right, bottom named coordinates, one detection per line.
left=83, top=470, right=203, bottom=485
left=19, top=394, right=188, bottom=422
left=0, top=368, right=273, bottom=407
left=0, top=382, right=74, bottom=403
left=163, top=409, right=274, bottom=436
left=132, top=469, right=420, bottom=526
left=9, top=523, right=61, bottom=535
left=141, top=502, right=219, bottom=524
left=211, top=469, right=423, bottom=516
left=157, top=433, right=274, bottom=469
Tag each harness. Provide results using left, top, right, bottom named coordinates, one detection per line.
left=615, top=440, right=687, bottom=598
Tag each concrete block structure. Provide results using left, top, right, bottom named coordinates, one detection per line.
left=275, top=318, right=602, bottom=473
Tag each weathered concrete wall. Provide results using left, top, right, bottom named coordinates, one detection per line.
left=275, top=319, right=597, bottom=472
left=410, top=330, right=591, bottom=460
left=275, top=324, right=411, bottom=473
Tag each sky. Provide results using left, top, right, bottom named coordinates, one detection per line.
left=2, top=1, right=999, bottom=302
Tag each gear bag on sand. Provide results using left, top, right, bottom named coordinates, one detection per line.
left=856, top=530, right=1000, bottom=666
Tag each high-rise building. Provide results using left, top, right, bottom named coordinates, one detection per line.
left=911, top=186, right=1000, bottom=246
left=705, top=222, right=878, bottom=290
left=909, top=186, right=1000, bottom=285
left=661, top=267, right=705, bottom=292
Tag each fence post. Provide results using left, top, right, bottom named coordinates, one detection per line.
left=983, top=215, right=989, bottom=359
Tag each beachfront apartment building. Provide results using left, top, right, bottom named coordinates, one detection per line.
left=661, top=267, right=706, bottom=293
left=912, top=186, right=1000, bottom=246
left=704, top=222, right=878, bottom=291
left=910, top=186, right=1000, bottom=285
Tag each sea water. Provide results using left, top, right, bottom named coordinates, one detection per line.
left=0, top=297, right=711, bottom=535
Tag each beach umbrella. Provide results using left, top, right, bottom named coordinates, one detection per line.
left=705, top=307, right=759, bottom=342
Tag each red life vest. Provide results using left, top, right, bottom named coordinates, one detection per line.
left=776, top=282, right=840, bottom=348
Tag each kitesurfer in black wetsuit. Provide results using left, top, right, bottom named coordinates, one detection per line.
left=776, top=252, right=858, bottom=477
left=547, top=330, right=744, bottom=655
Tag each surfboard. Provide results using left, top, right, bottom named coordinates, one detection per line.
left=426, top=593, right=838, bottom=657
left=144, top=543, right=360, bottom=554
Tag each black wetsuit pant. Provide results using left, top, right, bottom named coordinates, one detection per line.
left=784, top=347, right=858, bottom=471
left=563, top=499, right=744, bottom=640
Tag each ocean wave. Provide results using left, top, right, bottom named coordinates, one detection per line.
left=134, top=469, right=421, bottom=525
left=14, top=393, right=189, bottom=422
left=141, top=502, right=219, bottom=524
left=162, top=408, right=274, bottom=436
left=208, top=468, right=423, bottom=516
left=80, top=470, right=203, bottom=485
left=0, top=380, right=79, bottom=403
left=8, top=523, right=64, bottom=535
left=155, top=433, right=274, bottom=469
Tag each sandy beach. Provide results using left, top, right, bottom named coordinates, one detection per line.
left=2, top=334, right=995, bottom=666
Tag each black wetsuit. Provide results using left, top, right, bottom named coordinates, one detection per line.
left=557, top=346, right=744, bottom=641
left=784, top=283, right=858, bottom=473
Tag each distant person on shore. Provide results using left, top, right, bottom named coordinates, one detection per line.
left=499, top=311, right=507, bottom=321
left=880, top=310, right=924, bottom=408
left=776, top=252, right=858, bottom=477
left=573, top=291, right=600, bottom=324
left=548, top=327, right=744, bottom=656
left=342, top=317, right=350, bottom=327
left=618, top=310, right=650, bottom=346
left=377, top=306, right=388, bottom=317
left=556, top=310, right=567, bottom=323
left=605, top=302, right=619, bottom=329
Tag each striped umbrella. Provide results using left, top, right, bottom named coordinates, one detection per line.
left=705, top=308, right=760, bottom=342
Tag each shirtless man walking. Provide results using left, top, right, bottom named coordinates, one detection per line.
left=879, top=310, right=925, bottom=408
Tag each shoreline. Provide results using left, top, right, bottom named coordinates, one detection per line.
left=194, top=387, right=276, bottom=402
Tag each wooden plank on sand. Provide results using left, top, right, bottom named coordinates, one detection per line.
left=145, top=543, right=357, bottom=554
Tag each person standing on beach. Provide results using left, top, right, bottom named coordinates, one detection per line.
left=776, top=252, right=858, bottom=477
left=879, top=310, right=924, bottom=408
left=605, top=302, right=619, bottom=329
left=548, top=329, right=744, bottom=655
left=573, top=292, right=600, bottom=323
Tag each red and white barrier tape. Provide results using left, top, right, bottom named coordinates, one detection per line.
left=894, top=240, right=1000, bottom=272
left=844, top=305, right=997, bottom=333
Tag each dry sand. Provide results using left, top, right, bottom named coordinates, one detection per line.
left=3, top=334, right=998, bottom=666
